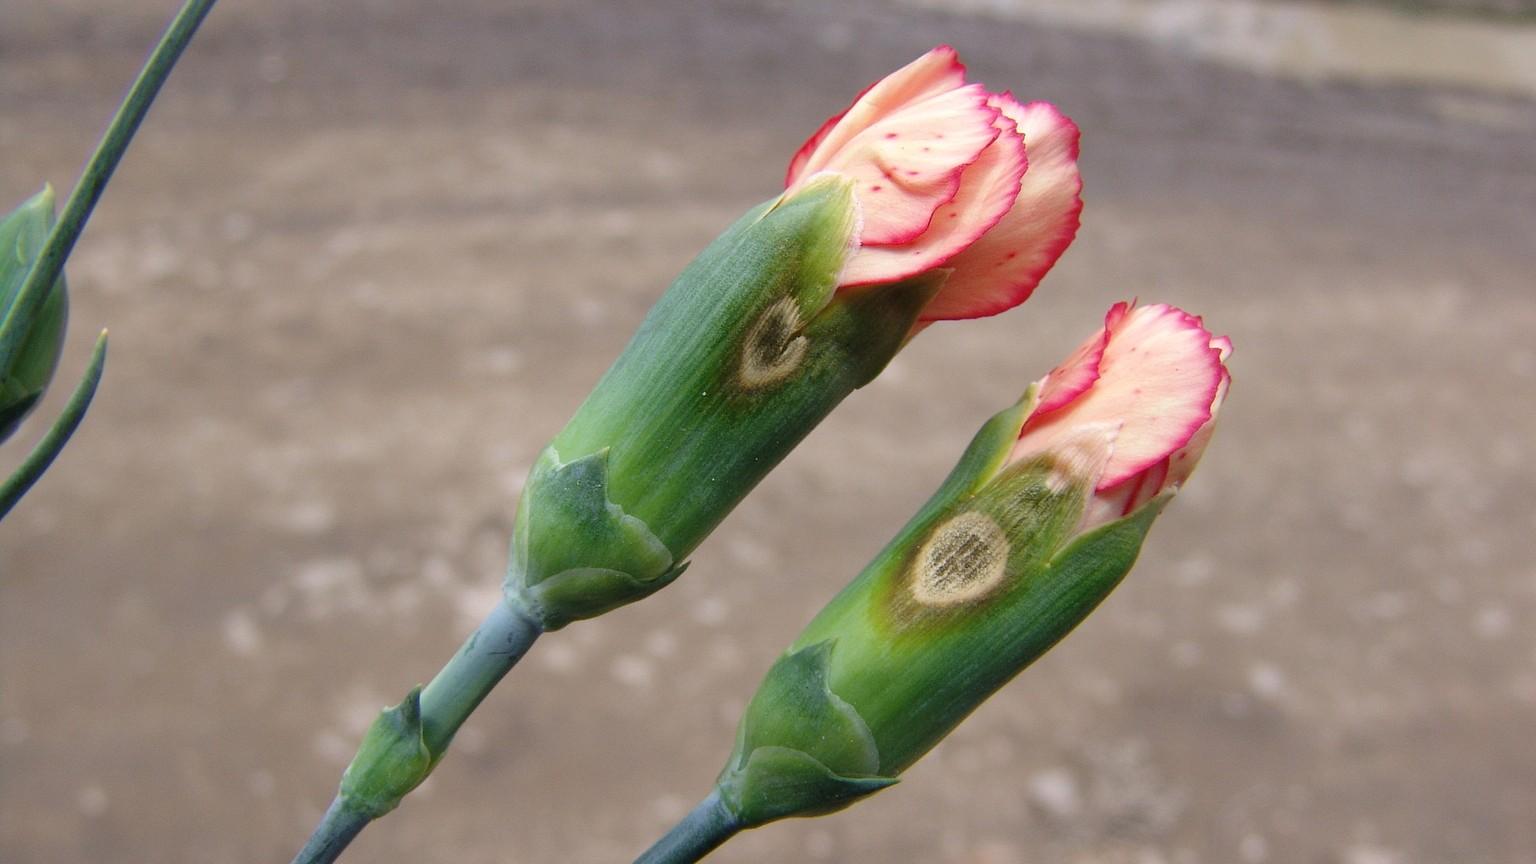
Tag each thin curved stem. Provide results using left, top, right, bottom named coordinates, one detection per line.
left=0, top=330, right=107, bottom=519
left=0, top=0, right=219, bottom=370
left=634, top=790, right=742, bottom=864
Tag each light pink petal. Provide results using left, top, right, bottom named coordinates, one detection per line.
left=1164, top=354, right=1231, bottom=490
left=1210, top=335, right=1234, bottom=362
left=1118, top=454, right=1171, bottom=517
left=837, top=99, right=1026, bottom=285
left=817, top=84, right=1003, bottom=246
left=1011, top=303, right=1225, bottom=490
left=1031, top=301, right=1121, bottom=416
left=919, top=98, right=1083, bottom=321
left=786, top=46, right=968, bottom=187
left=1103, top=300, right=1132, bottom=331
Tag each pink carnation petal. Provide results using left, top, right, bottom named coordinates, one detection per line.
left=819, top=84, right=1003, bottom=246
left=1032, top=301, right=1121, bottom=416
left=787, top=109, right=854, bottom=189
left=1103, top=299, right=1132, bottom=331
left=919, top=98, right=1083, bottom=321
left=1164, top=351, right=1231, bottom=490
left=1117, top=454, right=1171, bottom=517
left=786, top=46, right=968, bottom=187
left=837, top=97, right=1026, bottom=285
left=1012, top=303, right=1224, bottom=490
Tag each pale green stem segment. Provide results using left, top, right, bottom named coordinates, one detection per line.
left=417, top=599, right=542, bottom=756
left=634, top=790, right=742, bottom=864
left=289, top=601, right=542, bottom=864
left=289, top=797, right=369, bottom=864
left=0, top=0, right=219, bottom=371
left=0, top=330, right=106, bottom=519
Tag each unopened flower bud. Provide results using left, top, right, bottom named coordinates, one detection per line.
left=504, top=46, right=1086, bottom=630
left=711, top=301, right=1231, bottom=827
left=1, top=187, right=69, bottom=442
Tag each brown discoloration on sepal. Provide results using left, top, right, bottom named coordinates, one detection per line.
left=736, top=295, right=810, bottom=390
left=908, top=510, right=1011, bottom=607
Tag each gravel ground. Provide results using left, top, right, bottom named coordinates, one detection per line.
left=2, top=1, right=1534, bottom=862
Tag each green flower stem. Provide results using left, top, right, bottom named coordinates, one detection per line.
left=634, top=790, right=742, bottom=864
left=0, top=0, right=219, bottom=370
left=289, top=600, right=541, bottom=864
left=289, top=797, right=370, bottom=864
left=0, top=330, right=106, bottom=519
left=417, top=598, right=542, bottom=756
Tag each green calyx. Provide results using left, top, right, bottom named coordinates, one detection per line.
left=722, top=394, right=1173, bottom=812
left=505, top=176, right=943, bottom=628
left=716, top=641, right=898, bottom=826
left=1, top=187, right=69, bottom=443
left=505, top=446, right=684, bottom=630
left=908, top=383, right=1042, bottom=526
left=338, top=687, right=435, bottom=819
left=814, top=479, right=1164, bottom=778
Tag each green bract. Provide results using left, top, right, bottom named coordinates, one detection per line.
left=714, top=388, right=1169, bottom=827
left=339, top=687, right=433, bottom=819
left=506, top=176, right=942, bottom=629
left=0, top=187, right=69, bottom=443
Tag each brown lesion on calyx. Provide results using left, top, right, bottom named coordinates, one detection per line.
left=909, top=510, right=1011, bottom=607
left=737, top=296, right=810, bottom=389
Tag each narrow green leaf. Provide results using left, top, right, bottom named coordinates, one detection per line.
left=0, top=330, right=106, bottom=521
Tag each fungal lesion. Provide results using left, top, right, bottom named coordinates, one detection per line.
left=737, top=296, right=810, bottom=389
left=909, top=510, right=1011, bottom=607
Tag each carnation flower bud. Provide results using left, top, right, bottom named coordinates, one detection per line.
left=317, top=47, right=1089, bottom=845
left=0, top=187, right=69, bottom=443
left=504, top=176, right=943, bottom=629
left=709, top=302, right=1231, bottom=828
left=503, top=46, right=1086, bottom=631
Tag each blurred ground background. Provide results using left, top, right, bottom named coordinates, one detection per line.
left=3, top=1, right=1534, bottom=862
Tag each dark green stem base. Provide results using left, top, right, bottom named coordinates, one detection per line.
left=634, top=790, right=742, bottom=864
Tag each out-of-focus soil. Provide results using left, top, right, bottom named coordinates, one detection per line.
left=3, top=1, right=1534, bottom=862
